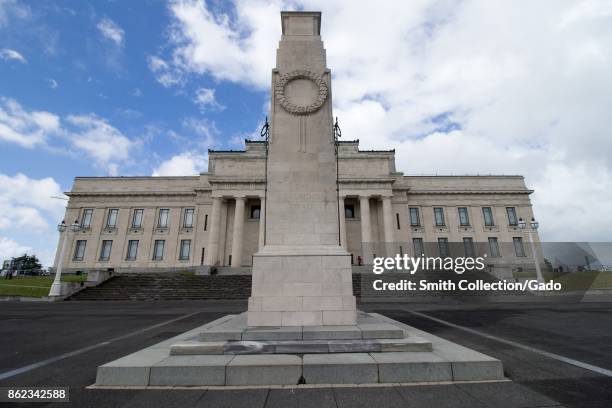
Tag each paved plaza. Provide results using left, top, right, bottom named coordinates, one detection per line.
left=1, top=300, right=611, bottom=407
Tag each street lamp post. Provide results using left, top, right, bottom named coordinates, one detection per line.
left=519, top=217, right=543, bottom=284
left=49, top=220, right=80, bottom=297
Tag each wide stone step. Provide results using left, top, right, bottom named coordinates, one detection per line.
left=171, top=336, right=432, bottom=355
left=94, top=312, right=505, bottom=387
left=199, top=323, right=405, bottom=342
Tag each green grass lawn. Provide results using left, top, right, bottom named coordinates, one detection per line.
left=0, top=274, right=87, bottom=298
left=513, top=270, right=612, bottom=291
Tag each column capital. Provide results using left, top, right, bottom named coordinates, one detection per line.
left=234, top=195, right=246, bottom=201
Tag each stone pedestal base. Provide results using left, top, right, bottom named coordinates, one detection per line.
left=94, top=311, right=505, bottom=387
left=247, top=246, right=357, bottom=326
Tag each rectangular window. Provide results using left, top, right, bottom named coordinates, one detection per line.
left=152, top=240, right=165, bottom=261
left=179, top=239, right=191, bottom=260
left=345, top=204, right=355, bottom=219
left=73, top=240, right=86, bottom=261
left=126, top=240, right=138, bottom=261
left=106, top=209, right=118, bottom=228
left=413, top=238, right=424, bottom=256
left=488, top=237, right=501, bottom=257
left=506, top=207, right=518, bottom=226
left=463, top=237, right=474, bottom=257
left=99, top=240, right=112, bottom=261
left=513, top=237, right=526, bottom=257
left=396, top=213, right=401, bottom=230
left=204, top=214, right=208, bottom=231
left=434, top=207, right=445, bottom=226
left=158, top=209, right=169, bottom=228
left=183, top=208, right=194, bottom=228
left=81, top=209, right=93, bottom=228
left=482, top=207, right=494, bottom=227
left=438, top=238, right=450, bottom=257
left=409, top=208, right=420, bottom=226
left=132, top=209, right=143, bottom=228
left=458, top=207, right=470, bottom=226
left=250, top=205, right=261, bottom=219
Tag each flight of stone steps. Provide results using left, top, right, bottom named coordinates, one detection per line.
left=69, top=270, right=525, bottom=301
left=68, top=274, right=252, bottom=301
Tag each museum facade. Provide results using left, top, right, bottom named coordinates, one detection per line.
left=54, top=140, right=539, bottom=275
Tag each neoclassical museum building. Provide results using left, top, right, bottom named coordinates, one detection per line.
left=54, top=140, right=538, bottom=276
left=53, top=13, right=540, bottom=277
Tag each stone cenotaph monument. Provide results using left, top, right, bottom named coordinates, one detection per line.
left=247, top=11, right=356, bottom=327
left=94, top=12, right=504, bottom=388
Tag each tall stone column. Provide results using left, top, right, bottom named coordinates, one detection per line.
left=339, top=195, right=347, bottom=249
left=205, top=197, right=222, bottom=266
left=231, top=197, right=246, bottom=267
left=382, top=195, right=394, bottom=256
left=247, top=11, right=356, bottom=327
left=360, top=195, right=372, bottom=264
left=258, top=196, right=266, bottom=250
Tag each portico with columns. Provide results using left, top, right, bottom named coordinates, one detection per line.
left=57, top=136, right=537, bottom=275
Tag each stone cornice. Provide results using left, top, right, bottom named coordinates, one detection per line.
left=208, top=177, right=266, bottom=184
left=66, top=191, right=196, bottom=198
left=339, top=177, right=396, bottom=183
left=408, top=189, right=534, bottom=195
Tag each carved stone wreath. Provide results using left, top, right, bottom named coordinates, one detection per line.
left=275, top=70, right=328, bottom=115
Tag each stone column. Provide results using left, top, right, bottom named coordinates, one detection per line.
left=360, top=195, right=372, bottom=264
left=382, top=195, right=394, bottom=256
left=339, top=195, right=347, bottom=249
left=205, top=197, right=222, bottom=266
left=258, top=196, right=266, bottom=250
left=231, top=197, right=246, bottom=267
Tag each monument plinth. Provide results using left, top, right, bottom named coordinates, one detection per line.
left=247, top=11, right=356, bottom=327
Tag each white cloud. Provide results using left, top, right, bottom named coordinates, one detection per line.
left=66, top=114, right=136, bottom=175
left=46, top=78, right=58, bottom=89
left=149, top=0, right=281, bottom=88
left=154, top=1, right=612, bottom=241
left=0, top=236, right=33, bottom=259
left=97, top=17, right=125, bottom=47
left=147, top=55, right=184, bottom=87
left=152, top=151, right=208, bottom=176
left=0, top=97, right=60, bottom=147
left=182, top=117, right=218, bottom=147
left=0, top=0, right=30, bottom=28
left=0, top=48, right=26, bottom=63
left=0, top=97, right=136, bottom=175
left=193, top=87, right=224, bottom=111
left=0, top=173, right=66, bottom=231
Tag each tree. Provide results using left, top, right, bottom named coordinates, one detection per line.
left=11, top=254, right=42, bottom=272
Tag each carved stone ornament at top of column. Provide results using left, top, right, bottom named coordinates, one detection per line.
left=275, top=70, right=328, bottom=115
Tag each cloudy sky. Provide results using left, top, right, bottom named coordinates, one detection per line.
left=0, top=0, right=611, bottom=266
